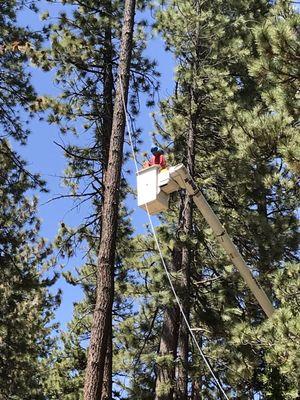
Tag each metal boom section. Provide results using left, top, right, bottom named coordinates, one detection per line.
left=169, top=164, right=275, bottom=318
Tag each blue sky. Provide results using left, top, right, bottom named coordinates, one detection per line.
left=17, top=2, right=175, bottom=330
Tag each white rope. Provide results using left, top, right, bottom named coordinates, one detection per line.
left=119, top=75, right=230, bottom=400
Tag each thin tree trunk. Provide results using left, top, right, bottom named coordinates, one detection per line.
left=101, top=323, right=112, bottom=400
left=154, top=247, right=181, bottom=400
left=100, top=4, right=114, bottom=398
left=176, top=98, right=195, bottom=400
left=176, top=199, right=192, bottom=400
left=83, top=1, right=136, bottom=399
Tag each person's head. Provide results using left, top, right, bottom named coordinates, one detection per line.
left=151, top=146, right=163, bottom=155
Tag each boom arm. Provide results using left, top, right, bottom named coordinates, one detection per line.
left=169, top=164, right=275, bottom=318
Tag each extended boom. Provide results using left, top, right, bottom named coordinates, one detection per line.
left=137, top=163, right=275, bottom=317
left=170, top=164, right=275, bottom=318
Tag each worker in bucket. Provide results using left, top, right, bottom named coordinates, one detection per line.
left=144, top=146, right=167, bottom=169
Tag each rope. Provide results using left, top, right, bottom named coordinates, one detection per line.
left=119, top=75, right=230, bottom=400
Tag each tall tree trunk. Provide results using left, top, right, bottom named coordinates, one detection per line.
left=154, top=247, right=181, bottom=400
left=83, top=1, right=136, bottom=399
left=176, top=200, right=192, bottom=400
left=176, top=98, right=195, bottom=400
left=100, top=4, right=114, bottom=398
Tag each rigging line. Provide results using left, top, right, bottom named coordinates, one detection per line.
left=118, top=75, right=230, bottom=400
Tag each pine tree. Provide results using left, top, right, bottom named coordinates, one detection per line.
left=150, top=0, right=299, bottom=398
left=227, top=2, right=300, bottom=397
left=0, top=0, right=39, bottom=142
left=31, top=0, right=158, bottom=398
left=0, top=143, right=58, bottom=400
left=250, top=0, right=300, bottom=174
left=0, top=0, right=42, bottom=183
left=83, top=2, right=137, bottom=396
left=26, top=0, right=299, bottom=398
left=0, top=2, right=59, bottom=398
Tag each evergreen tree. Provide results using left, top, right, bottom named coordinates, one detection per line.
left=0, top=0, right=38, bottom=142
left=27, top=0, right=299, bottom=398
left=145, top=0, right=300, bottom=398
left=227, top=2, right=300, bottom=397
left=31, top=0, right=158, bottom=398
left=250, top=0, right=300, bottom=174
left=0, top=0, right=42, bottom=183
left=0, top=1, right=59, bottom=399
left=0, top=143, right=58, bottom=400
left=83, top=2, right=137, bottom=396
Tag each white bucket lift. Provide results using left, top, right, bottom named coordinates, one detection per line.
left=137, top=165, right=181, bottom=215
left=136, top=163, right=275, bottom=318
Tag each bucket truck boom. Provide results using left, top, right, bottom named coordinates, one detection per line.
left=137, top=164, right=275, bottom=318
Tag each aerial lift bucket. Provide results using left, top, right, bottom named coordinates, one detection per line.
left=136, top=165, right=181, bottom=215
left=137, top=165, right=169, bottom=214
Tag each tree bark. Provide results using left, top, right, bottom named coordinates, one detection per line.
left=154, top=247, right=181, bottom=400
left=83, top=1, right=136, bottom=399
left=100, top=5, right=114, bottom=398
left=176, top=199, right=192, bottom=400
left=101, top=323, right=112, bottom=400
left=176, top=98, right=195, bottom=400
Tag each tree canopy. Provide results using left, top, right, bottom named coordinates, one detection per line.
left=0, top=0, right=299, bottom=399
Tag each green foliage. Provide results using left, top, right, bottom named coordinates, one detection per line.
left=0, top=2, right=59, bottom=399
left=0, top=0, right=40, bottom=143
left=0, top=141, right=59, bottom=399
left=31, top=1, right=160, bottom=398
left=43, top=333, right=85, bottom=400
left=12, top=0, right=297, bottom=398
left=249, top=1, right=300, bottom=174
left=230, top=263, right=300, bottom=399
left=145, top=0, right=300, bottom=398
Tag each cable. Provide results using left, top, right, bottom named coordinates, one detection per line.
left=119, top=75, right=230, bottom=400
